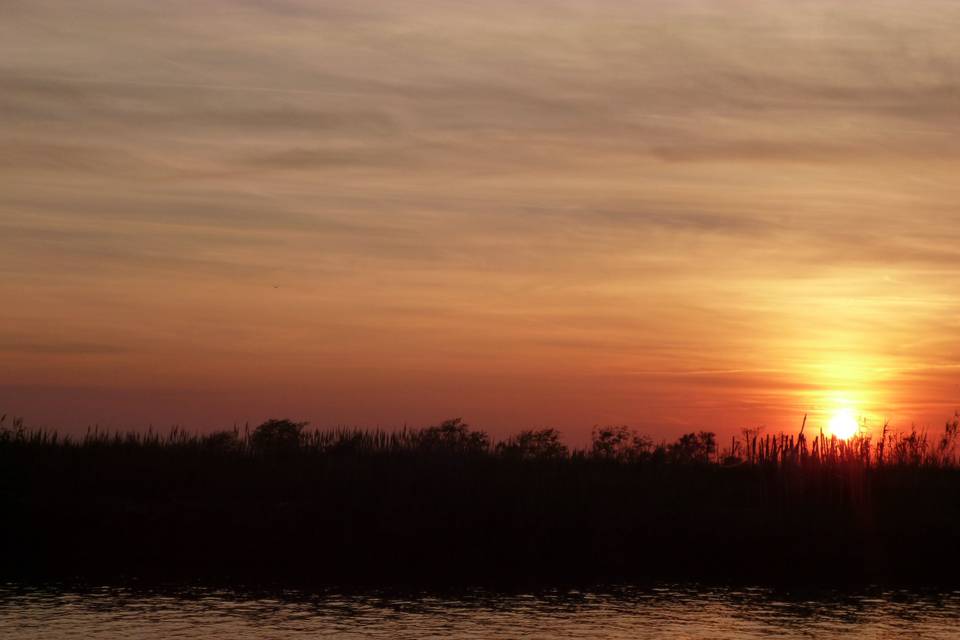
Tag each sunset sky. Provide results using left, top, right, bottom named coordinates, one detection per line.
left=3, top=1, right=960, bottom=442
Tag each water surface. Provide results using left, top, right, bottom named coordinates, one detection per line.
left=1, top=584, right=958, bottom=638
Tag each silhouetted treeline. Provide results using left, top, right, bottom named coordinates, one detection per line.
left=2, top=415, right=959, bottom=586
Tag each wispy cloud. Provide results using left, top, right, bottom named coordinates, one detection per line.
left=3, top=0, right=960, bottom=436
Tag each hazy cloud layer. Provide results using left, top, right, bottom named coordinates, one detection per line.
left=3, top=0, right=960, bottom=439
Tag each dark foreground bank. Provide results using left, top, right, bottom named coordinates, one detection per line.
left=2, top=417, right=959, bottom=586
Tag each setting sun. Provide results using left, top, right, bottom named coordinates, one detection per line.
left=828, top=408, right=860, bottom=440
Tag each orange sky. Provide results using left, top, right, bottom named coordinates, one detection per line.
left=3, top=1, right=960, bottom=443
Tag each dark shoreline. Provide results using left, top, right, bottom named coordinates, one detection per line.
left=3, top=418, right=960, bottom=587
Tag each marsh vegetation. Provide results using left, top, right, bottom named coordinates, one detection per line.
left=2, top=415, right=959, bottom=585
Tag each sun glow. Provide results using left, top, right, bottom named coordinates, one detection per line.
left=828, top=408, right=860, bottom=440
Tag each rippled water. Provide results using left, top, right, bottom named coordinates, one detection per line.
left=1, top=583, right=958, bottom=639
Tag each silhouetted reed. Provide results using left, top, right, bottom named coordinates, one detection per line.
left=2, top=414, right=959, bottom=586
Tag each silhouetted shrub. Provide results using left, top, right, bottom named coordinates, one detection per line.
left=669, top=431, right=717, bottom=464
left=496, top=428, right=568, bottom=460
left=250, top=419, right=306, bottom=454
left=591, top=425, right=654, bottom=462
left=202, top=429, right=241, bottom=452
left=415, top=418, right=488, bottom=454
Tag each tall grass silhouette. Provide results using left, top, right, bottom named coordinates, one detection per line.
left=2, top=414, right=959, bottom=585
